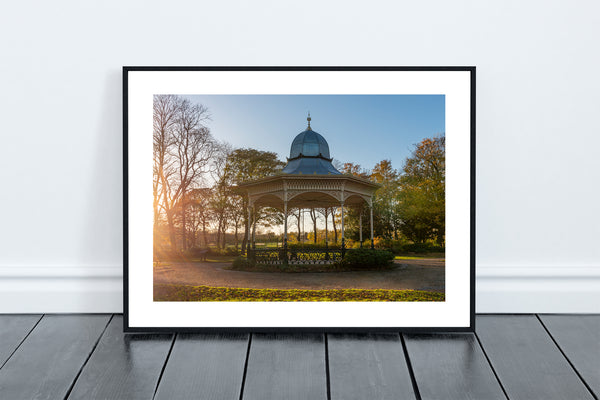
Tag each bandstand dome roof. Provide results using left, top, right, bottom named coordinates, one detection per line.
left=289, top=129, right=331, bottom=159
left=281, top=115, right=342, bottom=175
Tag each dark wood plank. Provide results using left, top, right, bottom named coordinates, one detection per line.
left=66, top=315, right=173, bottom=400
left=476, top=315, right=594, bottom=400
left=328, top=333, right=416, bottom=400
left=0, top=314, right=110, bottom=400
left=538, top=314, right=600, bottom=397
left=404, top=333, right=506, bottom=400
left=0, top=314, right=41, bottom=367
left=154, top=332, right=249, bottom=400
left=243, top=333, right=327, bottom=400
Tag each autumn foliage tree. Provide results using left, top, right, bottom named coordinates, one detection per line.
left=397, top=135, right=445, bottom=244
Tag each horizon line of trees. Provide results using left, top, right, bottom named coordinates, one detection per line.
left=153, top=94, right=445, bottom=257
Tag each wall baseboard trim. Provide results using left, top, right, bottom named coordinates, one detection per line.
left=0, top=266, right=123, bottom=313
left=0, top=266, right=598, bottom=313
left=476, top=266, right=600, bottom=313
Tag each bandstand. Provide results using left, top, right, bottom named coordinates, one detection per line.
left=237, top=115, right=380, bottom=264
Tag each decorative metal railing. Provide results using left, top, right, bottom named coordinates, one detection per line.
left=249, top=246, right=345, bottom=264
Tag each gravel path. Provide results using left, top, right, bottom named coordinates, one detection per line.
left=154, top=258, right=445, bottom=292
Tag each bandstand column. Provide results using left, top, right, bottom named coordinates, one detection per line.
left=359, top=210, right=363, bottom=248
left=370, top=202, right=374, bottom=249
left=251, top=205, right=256, bottom=249
left=283, top=200, right=288, bottom=264
left=324, top=208, right=329, bottom=260
left=340, top=201, right=345, bottom=256
left=299, top=208, right=303, bottom=243
left=283, top=202, right=288, bottom=244
left=246, top=206, right=252, bottom=258
left=324, top=209, right=328, bottom=244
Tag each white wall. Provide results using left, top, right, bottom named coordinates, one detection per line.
left=1, top=0, right=598, bottom=313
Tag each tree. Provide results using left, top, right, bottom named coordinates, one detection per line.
left=370, top=159, right=401, bottom=239
left=210, top=143, right=234, bottom=249
left=341, top=162, right=369, bottom=178
left=225, top=148, right=285, bottom=253
left=397, top=135, right=445, bottom=244
left=309, top=209, right=319, bottom=243
left=289, top=208, right=302, bottom=243
left=173, top=100, right=215, bottom=250
left=229, top=195, right=245, bottom=250
left=326, top=207, right=338, bottom=244
left=187, top=188, right=212, bottom=248
left=153, top=95, right=179, bottom=251
left=153, top=95, right=216, bottom=252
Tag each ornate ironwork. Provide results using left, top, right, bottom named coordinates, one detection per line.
left=250, top=247, right=345, bottom=265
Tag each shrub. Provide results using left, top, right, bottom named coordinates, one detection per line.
left=232, top=256, right=255, bottom=268
left=340, top=248, right=394, bottom=269
left=207, top=247, right=240, bottom=256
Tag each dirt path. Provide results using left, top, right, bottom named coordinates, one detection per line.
left=154, top=258, right=445, bottom=292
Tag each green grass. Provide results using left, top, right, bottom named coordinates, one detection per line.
left=154, top=284, right=445, bottom=302
left=394, top=254, right=445, bottom=260
left=254, top=242, right=280, bottom=248
left=203, top=255, right=236, bottom=263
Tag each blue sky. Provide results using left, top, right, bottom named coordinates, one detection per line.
left=183, top=95, right=444, bottom=172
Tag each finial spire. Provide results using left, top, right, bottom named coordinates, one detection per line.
left=307, top=112, right=311, bottom=130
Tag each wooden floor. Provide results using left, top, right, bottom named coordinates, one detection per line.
left=0, top=315, right=597, bottom=400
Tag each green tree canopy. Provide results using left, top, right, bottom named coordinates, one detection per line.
left=398, top=135, right=445, bottom=244
left=370, top=160, right=401, bottom=239
left=225, top=148, right=285, bottom=252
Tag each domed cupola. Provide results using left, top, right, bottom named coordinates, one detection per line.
left=282, top=114, right=342, bottom=175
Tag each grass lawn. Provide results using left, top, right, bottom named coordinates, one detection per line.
left=394, top=253, right=445, bottom=260
left=154, top=284, right=445, bottom=302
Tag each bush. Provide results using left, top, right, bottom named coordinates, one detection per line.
left=339, top=248, right=394, bottom=269
left=232, top=256, right=255, bottom=268
left=207, top=247, right=240, bottom=256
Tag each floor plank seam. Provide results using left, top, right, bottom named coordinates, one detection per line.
left=0, top=314, right=44, bottom=372
left=324, top=334, right=331, bottom=400
left=152, top=332, right=177, bottom=400
left=535, top=314, right=598, bottom=400
left=399, top=333, right=422, bottom=400
left=473, top=330, right=510, bottom=400
left=63, top=314, right=114, bottom=400
left=238, top=333, right=253, bottom=400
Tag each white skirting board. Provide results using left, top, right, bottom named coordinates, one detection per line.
left=0, top=266, right=598, bottom=313
left=0, top=267, right=123, bottom=314
left=476, top=266, right=600, bottom=313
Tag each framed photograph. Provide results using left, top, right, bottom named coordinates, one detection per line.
left=123, top=67, right=475, bottom=332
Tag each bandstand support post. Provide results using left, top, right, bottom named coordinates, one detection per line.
left=359, top=210, right=363, bottom=248
left=247, top=206, right=253, bottom=261
left=341, top=201, right=345, bottom=258
left=324, top=208, right=329, bottom=260
left=252, top=205, right=256, bottom=250
left=370, top=203, right=374, bottom=249
left=283, top=201, right=288, bottom=264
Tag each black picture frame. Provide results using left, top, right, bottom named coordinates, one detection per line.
left=123, top=66, right=476, bottom=333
